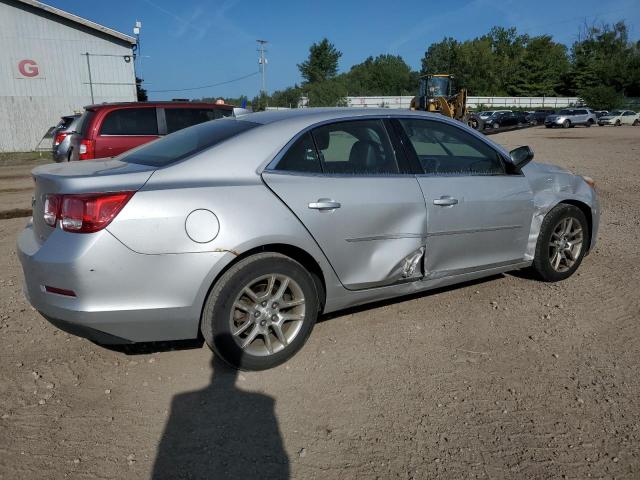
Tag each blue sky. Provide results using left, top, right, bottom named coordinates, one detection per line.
left=48, top=0, right=640, bottom=100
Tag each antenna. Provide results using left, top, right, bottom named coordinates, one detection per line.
left=257, top=39, right=268, bottom=94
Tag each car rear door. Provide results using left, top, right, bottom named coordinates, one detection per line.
left=394, top=118, right=534, bottom=278
left=262, top=118, right=427, bottom=290
left=94, top=107, right=161, bottom=159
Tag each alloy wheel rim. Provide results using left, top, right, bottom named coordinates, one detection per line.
left=548, top=217, right=583, bottom=272
left=229, top=274, right=306, bottom=356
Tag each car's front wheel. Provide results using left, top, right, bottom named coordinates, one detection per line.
left=201, top=253, right=319, bottom=370
left=563, top=120, right=570, bottom=128
left=532, top=204, right=588, bottom=282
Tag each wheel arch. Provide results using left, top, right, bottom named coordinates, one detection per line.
left=198, top=243, right=328, bottom=334
left=557, top=199, right=593, bottom=251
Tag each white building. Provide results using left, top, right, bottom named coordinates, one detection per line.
left=0, top=0, right=137, bottom=152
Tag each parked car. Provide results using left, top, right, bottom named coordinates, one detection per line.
left=530, top=109, right=556, bottom=125
left=478, top=110, right=512, bottom=121
left=68, top=101, right=234, bottom=161
left=598, top=110, right=640, bottom=126
left=545, top=108, right=597, bottom=128
left=485, top=111, right=530, bottom=129
left=18, top=109, right=599, bottom=370
left=51, top=114, right=81, bottom=162
left=594, top=110, right=609, bottom=119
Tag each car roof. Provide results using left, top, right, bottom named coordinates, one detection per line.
left=237, top=107, right=451, bottom=126
left=83, top=101, right=234, bottom=110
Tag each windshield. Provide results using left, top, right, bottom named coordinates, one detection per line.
left=609, top=110, right=622, bottom=116
left=426, top=77, right=450, bottom=97
left=120, top=119, right=259, bottom=167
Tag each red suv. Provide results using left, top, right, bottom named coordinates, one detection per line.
left=69, top=102, right=234, bottom=161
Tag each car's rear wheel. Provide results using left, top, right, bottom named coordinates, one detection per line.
left=201, top=253, right=319, bottom=370
left=531, top=204, right=588, bottom=282
left=585, top=119, right=593, bottom=127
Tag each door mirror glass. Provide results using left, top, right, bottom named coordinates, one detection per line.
left=509, top=145, right=534, bottom=168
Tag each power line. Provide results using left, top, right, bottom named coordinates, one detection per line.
left=148, top=71, right=259, bottom=93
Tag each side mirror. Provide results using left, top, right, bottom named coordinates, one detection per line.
left=509, top=145, right=534, bottom=169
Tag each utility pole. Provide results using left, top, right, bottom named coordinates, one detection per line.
left=84, top=52, right=94, bottom=103
left=257, top=39, right=268, bottom=94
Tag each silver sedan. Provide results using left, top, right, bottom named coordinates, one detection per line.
left=18, top=109, right=599, bottom=370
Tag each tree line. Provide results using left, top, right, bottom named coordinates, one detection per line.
left=202, top=21, right=640, bottom=111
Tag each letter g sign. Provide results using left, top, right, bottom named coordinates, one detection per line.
left=18, top=59, right=39, bottom=77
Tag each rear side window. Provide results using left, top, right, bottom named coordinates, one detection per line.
left=100, top=108, right=158, bottom=135
left=164, top=108, right=232, bottom=134
left=399, top=119, right=504, bottom=176
left=311, top=120, right=399, bottom=175
left=574, top=109, right=587, bottom=115
left=120, top=119, right=258, bottom=167
left=275, top=132, right=322, bottom=173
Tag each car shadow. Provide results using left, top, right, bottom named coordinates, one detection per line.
left=151, top=333, right=289, bottom=480
left=97, top=338, right=205, bottom=355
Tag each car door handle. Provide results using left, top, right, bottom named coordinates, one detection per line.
left=308, top=199, right=341, bottom=210
left=433, top=196, right=458, bottom=206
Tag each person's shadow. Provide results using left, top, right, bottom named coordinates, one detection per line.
left=152, top=334, right=289, bottom=479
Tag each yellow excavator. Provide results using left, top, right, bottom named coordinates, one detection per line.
left=410, top=74, right=472, bottom=126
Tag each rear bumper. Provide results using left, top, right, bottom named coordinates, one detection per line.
left=17, top=221, right=231, bottom=343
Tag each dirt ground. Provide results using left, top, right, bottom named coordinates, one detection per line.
left=0, top=125, right=639, bottom=479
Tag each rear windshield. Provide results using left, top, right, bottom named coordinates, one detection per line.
left=78, top=110, right=96, bottom=136
left=120, top=118, right=259, bottom=167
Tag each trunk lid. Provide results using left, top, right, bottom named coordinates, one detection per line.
left=31, top=158, right=156, bottom=243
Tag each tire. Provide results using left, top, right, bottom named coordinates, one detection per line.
left=585, top=120, right=593, bottom=128
left=201, top=253, right=319, bottom=370
left=493, top=122, right=500, bottom=129
left=615, top=119, right=621, bottom=126
left=67, top=150, right=73, bottom=162
left=633, top=119, right=639, bottom=126
left=563, top=120, right=570, bottom=129
left=531, top=204, right=589, bottom=282
left=545, top=125, right=552, bottom=128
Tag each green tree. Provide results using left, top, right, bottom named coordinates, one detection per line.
left=270, top=86, right=303, bottom=108
left=514, top=36, right=570, bottom=96
left=578, top=85, right=624, bottom=110
left=251, top=91, right=269, bottom=111
left=298, top=38, right=342, bottom=84
left=570, top=21, right=640, bottom=97
left=306, top=78, right=348, bottom=107
left=343, top=54, right=417, bottom=96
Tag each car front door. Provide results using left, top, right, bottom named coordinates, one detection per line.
left=394, top=118, right=534, bottom=279
left=622, top=111, right=636, bottom=125
left=262, top=119, right=427, bottom=290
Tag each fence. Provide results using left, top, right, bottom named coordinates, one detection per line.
left=340, top=96, right=580, bottom=109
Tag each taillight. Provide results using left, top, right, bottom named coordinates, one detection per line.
left=44, top=194, right=61, bottom=226
left=53, top=132, right=67, bottom=146
left=42, top=192, right=134, bottom=233
left=78, top=139, right=95, bottom=160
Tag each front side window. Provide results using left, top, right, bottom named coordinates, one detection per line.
left=311, top=120, right=399, bottom=175
left=274, top=132, right=322, bottom=173
left=399, top=119, right=505, bottom=176
left=100, top=108, right=158, bottom=135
